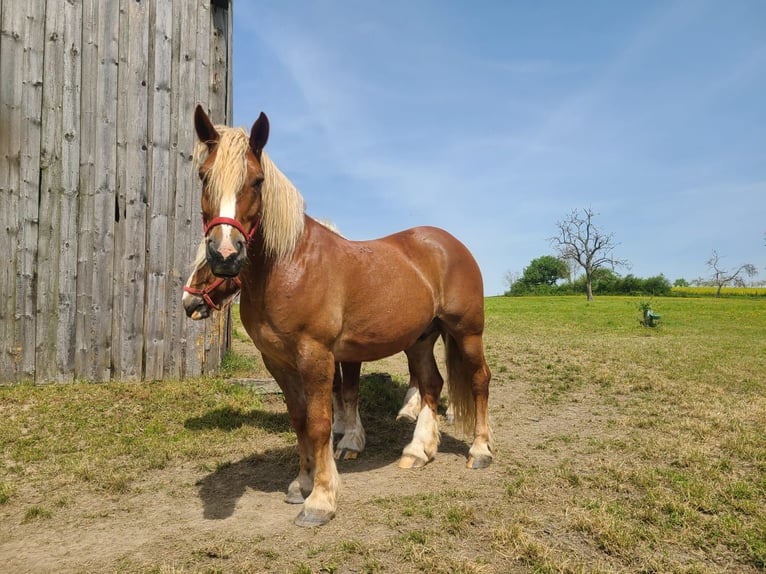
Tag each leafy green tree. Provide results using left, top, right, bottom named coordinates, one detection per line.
left=674, top=278, right=689, bottom=287
left=643, top=275, right=672, bottom=295
left=520, top=256, right=568, bottom=287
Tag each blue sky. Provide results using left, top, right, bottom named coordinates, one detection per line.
left=232, top=1, right=765, bottom=295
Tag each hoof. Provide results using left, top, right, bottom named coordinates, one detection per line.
left=285, top=491, right=305, bottom=504
left=334, top=448, right=359, bottom=461
left=467, top=454, right=493, bottom=469
left=294, top=509, right=334, bottom=527
left=396, top=411, right=417, bottom=423
left=285, top=482, right=306, bottom=504
left=398, top=454, right=428, bottom=469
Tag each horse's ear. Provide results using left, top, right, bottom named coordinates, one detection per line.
left=194, top=104, right=219, bottom=149
left=250, top=112, right=269, bottom=157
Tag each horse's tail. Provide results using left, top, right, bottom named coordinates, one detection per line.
left=444, top=333, right=477, bottom=437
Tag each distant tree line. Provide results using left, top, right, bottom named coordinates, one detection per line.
left=505, top=209, right=763, bottom=299
left=505, top=261, right=671, bottom=297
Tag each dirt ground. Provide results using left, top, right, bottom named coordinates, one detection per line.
left=0, top=335, right=672, bottom=573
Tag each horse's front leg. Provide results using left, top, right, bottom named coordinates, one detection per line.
left=294, top=347, right=339, bottom=527
left=263, top=357, right=314, bottom=504
left=334, top=361, right=366, bottom=460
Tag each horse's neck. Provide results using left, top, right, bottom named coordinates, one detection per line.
left=243, top=213, right=314, bottom=278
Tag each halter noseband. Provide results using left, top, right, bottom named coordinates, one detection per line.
left=203, top=215, right=261, bottom=243
left=183, top=276, right=241, bottom=311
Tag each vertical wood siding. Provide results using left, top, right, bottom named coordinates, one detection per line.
left=0, top=0, right=233, bottom=383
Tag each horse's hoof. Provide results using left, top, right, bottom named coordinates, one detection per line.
left=285, top=491, right=304, bottom=504
left=294, top=509, right=334, bottom=527
left=467, top=454, right=493, bottom=469
left=334, top=448, right=359, bottom=460
left=398, top=454, right=428, bottom=469
left=396, top=412, right=417, bottom=423
left=285, top=483, right=305, bottom=504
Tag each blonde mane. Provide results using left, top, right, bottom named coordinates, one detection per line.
left=193, top=125, right=305, bottom=260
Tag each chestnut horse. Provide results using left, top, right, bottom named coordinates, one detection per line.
left=189, top=105, right=493, bottom=526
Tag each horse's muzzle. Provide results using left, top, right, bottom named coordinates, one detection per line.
left=183, top=296, right=211, bottom=320
left=206, top=240, right=245, bottom=277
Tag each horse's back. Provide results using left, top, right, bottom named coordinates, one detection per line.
left=389, top=225, right=484, bottom=297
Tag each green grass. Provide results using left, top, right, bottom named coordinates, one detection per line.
left=1, top=295, right=764, bottom=573
left=0, top=377, right=280, bottom=498
left=483, top=296, right=766, bottom=572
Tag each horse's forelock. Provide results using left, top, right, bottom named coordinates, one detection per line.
left=192, top=126, right=250, bottom=212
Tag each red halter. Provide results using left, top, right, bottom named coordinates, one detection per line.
left=183, top=276, right=241, bottom=311
left=203, top=215, right=261, bottom=243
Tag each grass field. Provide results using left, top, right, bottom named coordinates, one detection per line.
left=1, top=295, right=764, bottom=573
left=671, top=286, right=766, bottom=297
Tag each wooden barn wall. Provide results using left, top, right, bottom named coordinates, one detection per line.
left=0, top=0, right=233, bottom=383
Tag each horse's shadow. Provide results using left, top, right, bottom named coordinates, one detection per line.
left=185, top=405, right=291, bottom=433
left=187, top=379, right=472, bottom=520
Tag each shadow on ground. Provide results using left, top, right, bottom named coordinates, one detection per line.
left=189, top=373, right=474, bottom=520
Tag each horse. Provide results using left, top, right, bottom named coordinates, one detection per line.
left=183, top=255, right=367, bottom=460
left=189, top=105, right=493, bottom=526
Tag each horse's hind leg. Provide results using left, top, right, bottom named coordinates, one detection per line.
left=334, top=361, right=366, bottom=460
left=332, top=363, right=346, bottom=436
left=396, top=367, right=421, bottom=422
left=399, top=331, right=443, bottom=469
left=446, top=332, right=494, bottom=469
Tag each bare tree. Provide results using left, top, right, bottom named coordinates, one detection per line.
left=705, top=250, right=757, bottom=297
left=549, top=207, right=629, bottom=301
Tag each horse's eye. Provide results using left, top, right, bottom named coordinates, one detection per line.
left=253, top=177, right=264, bottom=189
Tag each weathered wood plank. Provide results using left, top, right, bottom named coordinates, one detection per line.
left=35, top=0, right=83, bottom=382
left=16, top=0, right=45, bottom=381
left=112, top=0, right=149, bottom=381
left=0, top=0, right=24, bottom=381
left=36, top=0, right=67, bottom=381
left=168, top=0, right=202, bottom=378
left=75, top=0, right=119, bottom=381
left=209, top=0, right=230, bottom=123
left=55, top=0, right=83, bottom=381
left=74, top=0, right=97, bottom=379
left=143, top=0, right=174, bottom=380
left=91, top=1, right=119, bottom=381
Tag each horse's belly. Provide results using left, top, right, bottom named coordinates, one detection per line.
left=333, top=313, right=433, bottom=362
left=333, top=334, right=421, bottom=362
